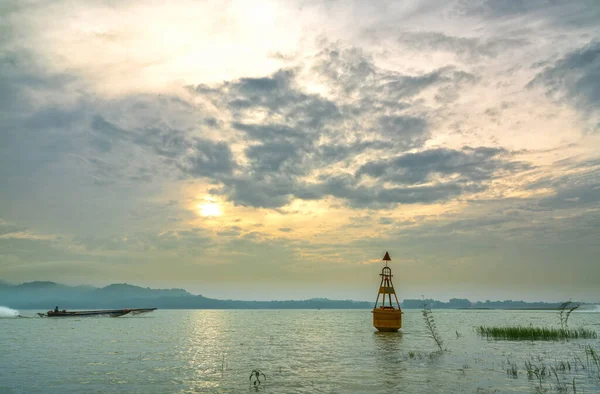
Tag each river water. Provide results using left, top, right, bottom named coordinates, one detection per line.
left=1, top=309, right=599, bottom=393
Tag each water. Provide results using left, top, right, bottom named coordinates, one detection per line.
left=1, top=309, right=599, bottom=393
left=0, top=306, right=19, bottom=318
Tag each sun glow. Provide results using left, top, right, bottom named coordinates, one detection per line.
left=199, top=203, right=222, bottom=217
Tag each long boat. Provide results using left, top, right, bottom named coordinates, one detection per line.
left=37, top=308, right=157, bottom=318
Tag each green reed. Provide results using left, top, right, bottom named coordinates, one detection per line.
left=421, top=297, right=444, bottom=351
left=477, top=326, right=597, bottom=340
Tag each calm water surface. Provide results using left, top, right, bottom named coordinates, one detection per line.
left=1, top=309, right=599, bottom=393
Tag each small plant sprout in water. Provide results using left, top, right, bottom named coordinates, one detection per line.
left=584, top=344, right=600, bottom=378
left=558, top=300, right=581, bottom=330
left=551, top=366, right=569, bottom=393
left=249, top=369, right=266, bottom=386
left=506, top=359, right=518, bottom=378
left=421, top=296, right=444, bottom=352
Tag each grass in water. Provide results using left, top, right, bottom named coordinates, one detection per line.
left=558, top=300, right=581, bottom=330
left=477, top=326, right=597, bottom=340
left=421, top=296, right=444, bottom=351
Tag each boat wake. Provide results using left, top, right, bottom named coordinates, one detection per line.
left=577, top=304, right=600, bottom=313
left=0, top=306, right=19, bottom=318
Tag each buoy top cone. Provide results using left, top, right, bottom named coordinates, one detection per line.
left=383, top=251, right=391, bottom=261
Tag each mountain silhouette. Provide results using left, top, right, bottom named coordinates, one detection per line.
left=0, top=281, right=371, bottom=309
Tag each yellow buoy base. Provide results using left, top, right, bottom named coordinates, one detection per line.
left=372, top=307, right=402, bottom=332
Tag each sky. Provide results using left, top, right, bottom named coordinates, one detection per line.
left=1, top=0, right=599, bottom=302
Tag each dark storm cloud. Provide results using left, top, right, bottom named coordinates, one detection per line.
left=529, top=41, right=600, bottom=116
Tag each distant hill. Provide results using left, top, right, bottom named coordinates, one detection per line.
left=1, top=282, right=591, bottom=310
left=0, top=282, right=371, bottom=309
left=401, top=298, right=579, bottom=310
left=94, top=283, right=191, bottom=300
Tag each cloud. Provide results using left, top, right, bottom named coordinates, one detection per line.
left=538, top=181, right=600, bottom=210
left=378, top=217, right=395, bottom=225
left=378, top=115, right=428, bottom=147
left=1, top=0, right=599, bottom=300
left=309, top=174, right=467, bottom=208
left=529, top=41, right=600, bottom=119
left=312, top=45, right=479, bottom=103
left=178, top=139, right=237, bottom=178
left=213, top=174, right=298, bottom=208
left=186, top=44, right=483, bottom=209
left=454, top=0, right=600, bottom=27
left=356, top=147, right=530, bottom=185
left=397, top=31, right=528, bottom=61
left=0, top=221, right=27, bottom=237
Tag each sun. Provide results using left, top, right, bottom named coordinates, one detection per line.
left=199, top=203, right=222, bottom=217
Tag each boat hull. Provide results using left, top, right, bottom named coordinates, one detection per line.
left=372, top=308, right=402, bottom=332
left=38, top=308, right=157, bottom=318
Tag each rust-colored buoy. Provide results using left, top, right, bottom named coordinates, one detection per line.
left=372, top=251, right=402, bottom=332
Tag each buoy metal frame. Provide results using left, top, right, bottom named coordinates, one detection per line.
left=372, top=251, right=403, bottom=332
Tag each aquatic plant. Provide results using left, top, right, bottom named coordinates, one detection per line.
left=477, top=326, right=597, bottom=340
left=501, top=349, right=600, bottom=392
left=506, top=359, right=518, bottom=378
left=558, top=300, right=581, bottom=330
left=421, top=297, right=444, bottom=351
left=220, top=354, right=227, bottom=377
left=551, top=366, right=569, bottom=393
left=524, top=359, right=547, bottom=390
left=584, top=345, right=600, bottom=378
left=249, top=369, right=266, bottom=386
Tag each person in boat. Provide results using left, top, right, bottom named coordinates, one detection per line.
left=54, top=306, right=59, bottom=313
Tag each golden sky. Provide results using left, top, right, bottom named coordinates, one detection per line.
left=1, top=0, right=599, bottom=301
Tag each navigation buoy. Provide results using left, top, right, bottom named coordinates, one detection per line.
left=372, top=251, right=402, bottom=332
